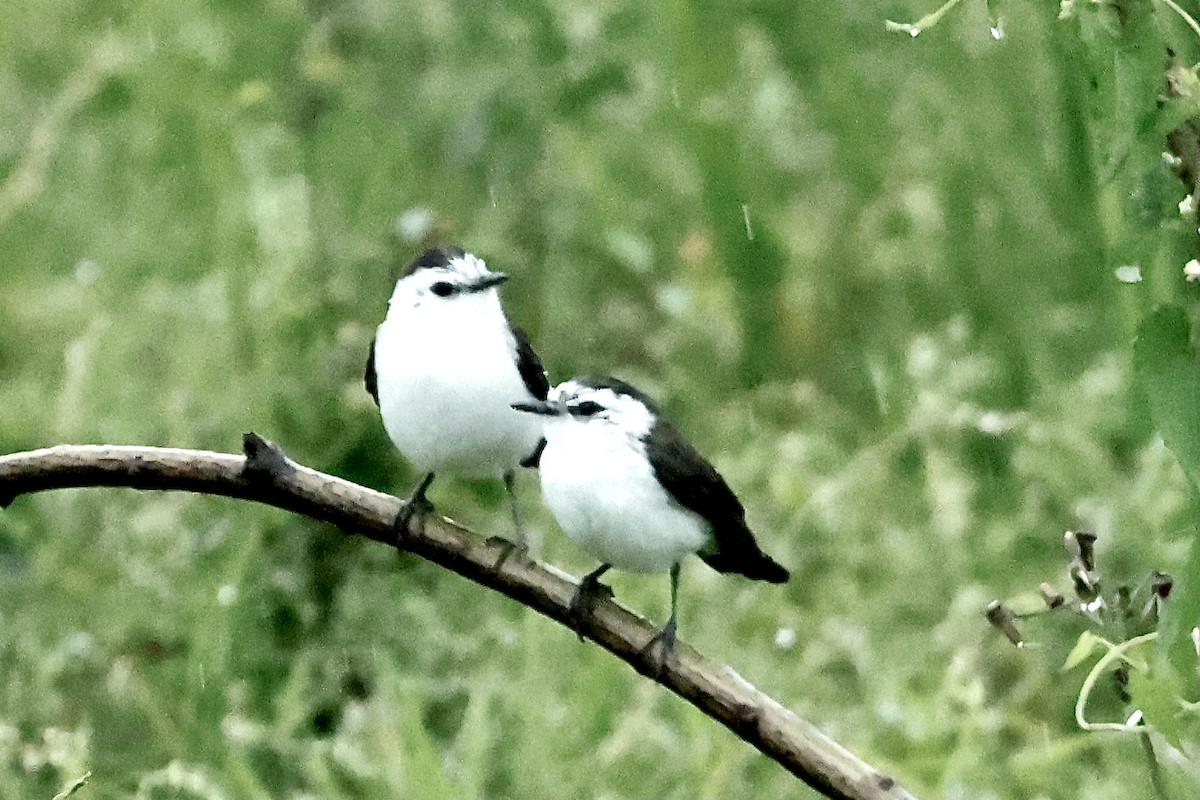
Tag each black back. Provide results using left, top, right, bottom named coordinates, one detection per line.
left=511, top=324, right=550, bottom=401
left=509, top=321, right=550, bottom=469
left=364, top=337, right=379, bottom=406
left=645, top=418, right=788, bottom=583
left=520, top=437, right=547, bottom=468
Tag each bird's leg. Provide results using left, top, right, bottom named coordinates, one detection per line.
left=394, top=472, right=435, bottom=536
left=641, top=563, right=681, bottom=678
left=489, top=471, right=529, bottom=569
left=569, top=563, right=613, bottom=642
left=504, top=470, right=527, bottom=548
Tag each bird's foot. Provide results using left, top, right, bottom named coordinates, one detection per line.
left=640, top=618, right=678, bottom=679
left=495, top=471, right=530, bottom=569
left=568, top=569, right=613, bottom=642
left=393, top=473, right=435, bottom=539
left=486, top=535, right=529, bottom=570
left=393, top=493, right=434, bottom=538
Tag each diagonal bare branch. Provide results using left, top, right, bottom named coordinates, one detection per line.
left=0, top=436, right=917, bottom=800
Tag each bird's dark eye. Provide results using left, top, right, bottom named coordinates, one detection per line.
left=573, top=401, right=604, bottom=417
left=430, top=281, right=454, bottom=297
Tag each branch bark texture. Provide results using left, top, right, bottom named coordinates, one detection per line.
left=0, top=438, right=916, bottom=800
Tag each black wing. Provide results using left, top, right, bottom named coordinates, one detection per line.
left=520, top=437, right=547, bottom=468
left=510, top=323, right=550, bottom=401
left=645, top=420, right=788, bottom=583
left=364, top=337, right=379, bottom=406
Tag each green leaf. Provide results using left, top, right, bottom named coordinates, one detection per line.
left=1128, top=661, right=1187, bottom=748
left=1063, top=631, right=1101, bottom=672
left=1155, top=512, right=1200, bottom=713
left=1134, top=306, right=1200, bottom=490
left=1134, top=305, right=1200, bottom=747
left=1156, top=67, right=1200, bottom=137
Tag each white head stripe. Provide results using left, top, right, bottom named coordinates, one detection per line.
left=549, top=380, right=655, bottom=439
left=445, top=253, right=490, bottom=280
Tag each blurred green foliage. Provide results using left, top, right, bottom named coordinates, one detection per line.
left=2, top=0, right=1199, bottom=797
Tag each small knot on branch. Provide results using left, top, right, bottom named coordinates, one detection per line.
left=241, top=432, right=294, bottom=483
left=729, top=700, right=762, bottom=736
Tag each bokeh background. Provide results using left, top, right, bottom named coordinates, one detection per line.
left=2, top=0, right=1199, bottom=798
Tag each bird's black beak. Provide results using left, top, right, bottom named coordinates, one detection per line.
left=468, top=272, right=509, bottom=292
left=511, top=399, right=565, bottom=416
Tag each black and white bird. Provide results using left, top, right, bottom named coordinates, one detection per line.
left=365, top=245, right=549, bottom=543
left=513, top=376, right=788, bottom=667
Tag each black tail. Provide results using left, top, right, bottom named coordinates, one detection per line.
left=699, top=530, right=790, bottom=584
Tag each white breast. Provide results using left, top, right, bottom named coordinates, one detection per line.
left=374, top=292, right=543, bottom=478
left=537, top=422, right=711, bottom=574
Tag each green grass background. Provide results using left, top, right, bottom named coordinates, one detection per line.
left=2, top=0, right=1199, bottom=797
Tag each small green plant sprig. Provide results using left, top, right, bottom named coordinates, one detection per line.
left=987, top=530, right=1197, bottom=800
left=887, top=0, right=1200, bottom=788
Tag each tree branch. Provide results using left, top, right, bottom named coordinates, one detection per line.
left=0, top=437, right=916, bottom=800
